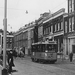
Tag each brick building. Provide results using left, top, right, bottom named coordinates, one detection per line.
left=42, top=8, right=65, bottom=53
left=14, top=22, right=35, bottom=55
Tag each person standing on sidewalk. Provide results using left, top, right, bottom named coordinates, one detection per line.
left=69, top=52, right=73, bottom=62
left=7, top=50, right=15, bottom=73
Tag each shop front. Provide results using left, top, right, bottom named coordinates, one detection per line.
left=64, top=33, right=75, bottom=59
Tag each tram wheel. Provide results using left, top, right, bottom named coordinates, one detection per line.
left=39, top=59, right=43, bottom=63
left=50, top=61, right=55, bottom=64
left=31, top=58, right=34, bottom=62
left=34, top=58, right=38, bottom=62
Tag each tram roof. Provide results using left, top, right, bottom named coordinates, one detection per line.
left=32, top=41, right=57, bottom=45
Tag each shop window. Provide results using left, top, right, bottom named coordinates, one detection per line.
left=72, top=45, right=75, bottom=53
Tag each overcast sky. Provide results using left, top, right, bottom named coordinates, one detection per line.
left=0, top=0, right=68, bottom=32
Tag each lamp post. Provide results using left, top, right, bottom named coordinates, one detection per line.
left=1, top=0, right=8, bottom=75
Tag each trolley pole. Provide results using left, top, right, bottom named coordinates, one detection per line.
left=1, top=0, right=8, bottom=75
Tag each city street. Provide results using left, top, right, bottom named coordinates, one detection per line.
left=8, top=56, right=75, bottom=75
left=0, top=0, right=75, bottom=75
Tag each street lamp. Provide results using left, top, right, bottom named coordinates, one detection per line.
left=8, top=24, right=12, bottom=32
left=1, top=0, right=8, bottom=75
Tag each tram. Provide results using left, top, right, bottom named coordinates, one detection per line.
left=31, top=41, right=57, bottom=63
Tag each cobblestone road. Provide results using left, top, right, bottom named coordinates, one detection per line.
left=0, top=56, right=75, bottom=75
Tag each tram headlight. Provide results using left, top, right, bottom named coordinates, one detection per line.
left=45, top=50, right=48, bottom=52
left=33, top=52, right=35, bottom=55
left=45, top=53, right=47, bottom=57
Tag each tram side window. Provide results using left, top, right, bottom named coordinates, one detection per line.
left=47, top=44, right=52, bottom=51
left=38, top=45, right=41, bottom=52
left=54, top=45, right=58, bottom=52
left=42, top=44, right=45, bottom=52
left=31, top=45, right=36, bottom=52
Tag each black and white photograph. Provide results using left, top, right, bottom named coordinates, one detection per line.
left=0, top=0, right=75, bottom=75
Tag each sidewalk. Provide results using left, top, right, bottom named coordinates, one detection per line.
left=56, top=56, right=75, bottom=64
left=0, top=65, right=2, bottom=75
left=10, top=57, right=28, bottom=75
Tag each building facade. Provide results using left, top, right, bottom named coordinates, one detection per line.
left=0, top=29, right=14, bottom=53
left=37, top=12, right=50, bottom=42
left=0, top=29, right=2, bottom=53
left=68, top=0, right=75, bottom=13
left=43, top=8, right=65, bottom=54
left=64, top=0, right=75, bottom=57
left=14, top=22, right=35, bottom=55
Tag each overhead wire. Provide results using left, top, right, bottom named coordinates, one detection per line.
left=51, top=0, right=67, bottom=12
left=0, top=0, right=67, bottom=12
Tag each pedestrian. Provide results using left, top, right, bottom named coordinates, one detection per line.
left=0, top=50, right=3, bottom=60
left=22, top=47, right=25, bottom=56
left=7, top=50, right=15, bottom=73
left=69, top=52, right=73, bottom=62
left=13, top=49, right=17, bottom=58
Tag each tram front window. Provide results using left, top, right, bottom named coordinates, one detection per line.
left=32, top=45, right=37, bottom=52
left=47, top=44, right=56, bottom=52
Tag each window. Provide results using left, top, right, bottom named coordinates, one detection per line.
left=51, top=25, right=53, bottom=33
left=10, top=44, right=12, bottom=48
left=0, top=36, right=1, bottom=45
left=6, top=44, right=9, bottom=48
left=55, top=24, right=57, bottom=31
left=72, top=0, right=74, bottom=12
left=57, top=23, right=58, bottom=31
left=69, top=0, right=72, bottom=13
left=69, top=18, right=72, bottom=32
left=42, top=44, right=45, bottom=52
left=44, top=28, right=45, bottom=35
left=48, top=27, right=50, bottom=33
left=49, top=26, right=51, bottom=33
left=10, top=38, right=12, bottom=42
left=6, top=38, right=9, bottom=42
left=46, top=28, right=48, bottom=34
left=47, top=27, right=49, bottom=34
left=58, top=23, right=60, bottom=31
left=72, top=17, right=74, bottom=31
left=65, top=21, right=67, bottom=33
left=61, top=22, right=63, bottom=30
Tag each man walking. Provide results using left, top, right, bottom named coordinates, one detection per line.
left=7, top=50, right=15, bottom=73
left=69, top=52, right=73, bottom=62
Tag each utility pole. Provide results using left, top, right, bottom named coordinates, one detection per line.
left=1, top=0, right=8, bottom=75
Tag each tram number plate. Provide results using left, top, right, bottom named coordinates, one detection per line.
left=48, top=54, right=53, bottom=58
